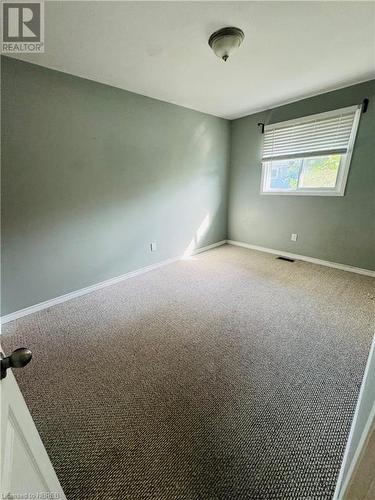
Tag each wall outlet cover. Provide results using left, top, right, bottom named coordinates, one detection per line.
left=291, top=233, right=298, bottom=242
left=150, top=242, right=157, bottom=252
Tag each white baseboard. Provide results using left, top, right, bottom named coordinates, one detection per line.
left=188, top=240, right=226, bottom=256
left=0, top=240, right=226, bottom=326
left=2, top=238, right=372, bottom=325
left=226, top=240, right=375, bottom=278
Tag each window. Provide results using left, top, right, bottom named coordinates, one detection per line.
left=260, top=105, right=362, bottom=196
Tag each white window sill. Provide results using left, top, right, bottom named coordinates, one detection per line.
left=260, top=190, right=345, bottom=196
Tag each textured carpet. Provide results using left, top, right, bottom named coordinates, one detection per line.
left=2, top=244, right=374, bottom=500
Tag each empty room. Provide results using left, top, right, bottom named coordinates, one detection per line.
left=1, top=1, right=374, bottom=499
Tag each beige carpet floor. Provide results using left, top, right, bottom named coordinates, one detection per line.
left=2, top=244, right=374, bottom=499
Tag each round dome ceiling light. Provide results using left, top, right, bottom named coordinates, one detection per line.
left=208, top=27, right=244, bottom=62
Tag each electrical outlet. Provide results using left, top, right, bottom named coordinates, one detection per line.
left=150, top=242, right=157, bottom=252
left=291, top=233, right=298, bottom=242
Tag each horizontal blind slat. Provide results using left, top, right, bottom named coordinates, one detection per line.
left=265, top=123, right=353, bottom=141
left=263, top=144, right=350, bottom=157
left=265, top=113, right=354, bottom=132
left=263, top=135, right=352, bottom=152
left=264, top=120, right=354, bottom=141
left=263, top=143, right=347, bottom=157
left=265, top=113, right=355, bottom=133
left=263, top=149, right=347, bottom=162
left=263, top=130, right=353, bottom=148
left=267, top=118, right=354, bottom=136
left=263, top=144, right=347, bottom=156
left=262, top=108, right=356, bottom=161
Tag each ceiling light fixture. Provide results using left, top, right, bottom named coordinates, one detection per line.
left=208, top=27, right=244, bottom=62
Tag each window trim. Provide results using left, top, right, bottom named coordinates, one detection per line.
left=260, top=104, right=362, bottom=196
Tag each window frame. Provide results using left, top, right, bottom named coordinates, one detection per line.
left=260, top=105, right=362, bottom=197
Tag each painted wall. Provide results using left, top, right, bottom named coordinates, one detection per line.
left=228, top=80, right=375, bottom=270
left=2, top=57, right=374, bottom=316
left=1, top=57, right=230, bottom=315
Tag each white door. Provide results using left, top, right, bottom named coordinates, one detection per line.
left=0, top=347, right=66, bottom=499
left=334, top=335, right=375, bottom=499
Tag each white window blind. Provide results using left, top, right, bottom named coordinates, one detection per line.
left=262, top=105, right=360, bottom=162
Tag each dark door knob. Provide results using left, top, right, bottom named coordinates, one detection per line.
left=0, top=348, right=32, bottom=380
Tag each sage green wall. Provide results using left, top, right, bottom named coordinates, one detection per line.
left=2, top=58, right=374, bottom=316
left=228, top=80, right=375, bottom=270
left=1, top=57, right=230, bottom=315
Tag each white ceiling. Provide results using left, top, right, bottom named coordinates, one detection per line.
left=9, top=1, right=375, bottom=119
